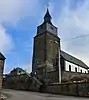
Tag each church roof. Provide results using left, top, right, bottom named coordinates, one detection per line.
left=60, top=51, right=89, bottom=69
left=0, top=52, right=5, bottom=60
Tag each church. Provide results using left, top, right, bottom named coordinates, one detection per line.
left=32, top=9, right=89, bottom=84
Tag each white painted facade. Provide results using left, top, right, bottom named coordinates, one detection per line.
left=65, top=61, right=88, bottom=73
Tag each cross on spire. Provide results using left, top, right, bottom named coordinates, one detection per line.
left=47, top=1, right=49, bottom=9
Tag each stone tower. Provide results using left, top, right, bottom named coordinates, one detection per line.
left=0, top=53, right=5, bottom=99
left=32, top=9, right=60, bottom=84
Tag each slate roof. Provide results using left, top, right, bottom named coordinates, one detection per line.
left=44, top=8, right=52, bottom=19
left=60, top=50, right=89, bottom=69
left=0, top=52, right=5, bottom=60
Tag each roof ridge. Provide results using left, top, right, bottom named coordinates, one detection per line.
left=61, top=50, right=81, bottom=61
left=60, top=50, right=89, bottom=69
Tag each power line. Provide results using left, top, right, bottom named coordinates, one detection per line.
left=4, top=47, right=32, bottom=55
left=3, top=33, right=89, bottom=54
left=60, top=33, right=89, bottom=42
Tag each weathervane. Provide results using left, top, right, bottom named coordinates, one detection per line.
left=47, top=1, right=49, bottom=9
left=46, top=0, right=53, bottom=10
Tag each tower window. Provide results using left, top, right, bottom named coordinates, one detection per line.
left=49, top=40, right=53, bottom=43
left=51, top=26, right=53, bottom=30
left=55, top=41, right=58, bottom=44
left=41, top=25, right=43, bottom=28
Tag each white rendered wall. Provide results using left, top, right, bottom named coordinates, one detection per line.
left=65, top=61, right=88, bottom=73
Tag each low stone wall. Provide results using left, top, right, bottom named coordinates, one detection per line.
left=3, top=72, right=89, bottom=97
left=61, top=71, right=89, bottom=82
left=43, top=82, right=89, bottom=97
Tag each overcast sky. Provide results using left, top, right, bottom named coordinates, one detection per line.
left=0, top=0, right=89, bottom=73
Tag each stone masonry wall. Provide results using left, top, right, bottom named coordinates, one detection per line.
left=0, top=59, right=5, bottom=98
left=61, top=71, right=89, bottom=82
left=43, top=82, right=89, bottom=97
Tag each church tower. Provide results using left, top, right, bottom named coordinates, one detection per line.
left=32, top=9, right=60, bottom=83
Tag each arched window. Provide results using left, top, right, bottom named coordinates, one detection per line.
left=75, top=67, right=77, bottom=72
left=69, top=65, right=71, bottom=71
left=81, top=70, right=82, bottom=73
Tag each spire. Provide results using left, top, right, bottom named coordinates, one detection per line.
left=44, top=8, right=52, bottom=24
